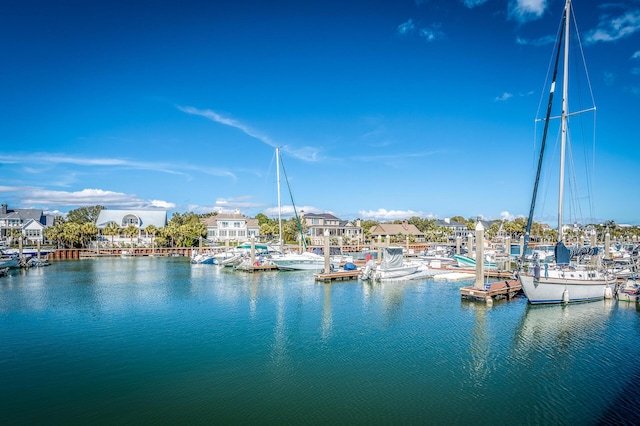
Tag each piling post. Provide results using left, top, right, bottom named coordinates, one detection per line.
left=37, top=239, right=41, bottom=260
left=519, top=235, right=524, bottom=259
left=456, top=236, right=461, bottom=255
left=605, top=232, right=610, bottom=260
left=250, top=236, right=256, bottom=265
left=590, top=230, right=597, bottom=265
left=324, top=230, right=330, bottom=273
left=377, top=235, right=382, bottom=264
left=19, top=237, right=23, bottom=260
left=475, top=222, right=485, bottom=290
left=467, top=233, right=473, bottom=258
left=405, top=236, right=409, bottom=254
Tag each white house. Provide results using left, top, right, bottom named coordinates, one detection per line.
left=95, top=210, right=168, bottom=230
left=201, top=211, right=260, bottom=242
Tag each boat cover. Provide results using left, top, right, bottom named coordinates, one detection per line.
left=555, top=241, right=600, bottom=265
left=380, top=247, right=404, bottom=269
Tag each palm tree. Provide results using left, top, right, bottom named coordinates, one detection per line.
left=81, top=222, right=98, bottom=248
left=124, top=224, right=139, bottom=246
left=102, top=222, right=121, bottom=247
left=144, top=225, right=158, bottom=248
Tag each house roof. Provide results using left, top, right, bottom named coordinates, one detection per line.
left=303, top=212, right=340, bottom=221
left=95, top=210, right=167, bottom=229
left=370, top=223, right=424, bottom=236
left=202, top=214, right=259, bottom=228
left=0, top=208, right=44, bottom=223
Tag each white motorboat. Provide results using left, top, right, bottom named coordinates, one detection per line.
left=361, top=246, right=423, bottom=281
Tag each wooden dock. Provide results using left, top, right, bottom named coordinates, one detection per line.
left=235, top=264, right=278, bottom=272
left=460, top=279, right=522, bottom=302
left=314, top=270, right=361, bottom=282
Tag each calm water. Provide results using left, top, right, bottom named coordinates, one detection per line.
left=1, top=257, right=639, bottom=425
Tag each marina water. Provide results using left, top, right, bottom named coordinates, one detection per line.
left=1, top=257, right=638, bottom=425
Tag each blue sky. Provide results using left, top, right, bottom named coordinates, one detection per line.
left=2, top=0, right=639, bottom=224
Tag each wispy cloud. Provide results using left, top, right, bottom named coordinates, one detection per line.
left=508, top=0, right=548, bottom=23
left=515, top=34, right=556, bottom=46
left=495, top=92, right=513, bottom=102
left=397, top=19, right=416, bottom=35
left=359, top=208, right=426, bottom=221
left=632, top=51, right=640, bottom=60
left=0, top=153, right=236, bottom=180
left=585, top=10, right=640, bottom=44
left=0, top=187, right=176, bottom=210
left=177, top=105, right=321, bottom=162
left=419, top=24, right=444, bottom=42
left=397, top=19, right=443, bottom=42
left=462, top=0, right=488, bottom=8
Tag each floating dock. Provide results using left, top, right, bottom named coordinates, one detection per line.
left=314, top=270, right=361, bottom=282
left=235, top=264, right=278, bottom=272
left=460, top=279, right=522, bottom=302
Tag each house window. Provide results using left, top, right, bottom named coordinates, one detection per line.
left=229, top=230, right=236, bottom=237
left=121, top=215, right=139, bottom=227
left=221, top=221, right=228, bottom=228
left=207, top=230, right=216, bottom=238
left=233, top=221, right=241, bottom=228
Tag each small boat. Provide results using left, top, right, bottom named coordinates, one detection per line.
left=0, top=251, right=20, bottom=269
left=360, top=246, right=423, bottom=281
left=270, top=251, right=336, bottom=271
left=617, top=276, right=639, bottom=302
left=453, top=254, right=497, bottom=270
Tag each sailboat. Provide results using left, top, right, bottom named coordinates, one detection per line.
left=268, top=147, right=332, bottom=271
left=518, top=0, right=615, bottom=304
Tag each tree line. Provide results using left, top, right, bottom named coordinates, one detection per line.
left=30, top=206, right=640, bottom=249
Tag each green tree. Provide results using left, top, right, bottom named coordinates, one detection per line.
left=144, top=225, right=158, bottom=248
left=81, top=222, right=99, bottom=248
left=66, top=205, right=105, bottom=224
left=124, top=224, right=139, bottom=246
left=102, top=222, right=121, bottom=247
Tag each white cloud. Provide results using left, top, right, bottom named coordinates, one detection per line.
left=500, top=211, right=516, bottom=221
left=263, top=205, right=321, bottom=218
left=508, top=0, right=547, bottom=23
left=397, top=19, right=416, bottom=35
left=585, top=10, right=640, bottom=44
left=14, top=187, right=176, bottom=210
left=358, top=208, right=425, bottom=221
left=495, top=92, right=513, bottom=102
left=632, top=51, right=640, bottom=60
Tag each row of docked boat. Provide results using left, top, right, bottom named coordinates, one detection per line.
left=190, top=241, right=354, bottom=272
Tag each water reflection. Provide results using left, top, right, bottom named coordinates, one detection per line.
left=321, top=284, right=332, bottom=342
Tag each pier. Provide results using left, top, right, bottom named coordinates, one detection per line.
left=314, top=270, right=361, bottom=282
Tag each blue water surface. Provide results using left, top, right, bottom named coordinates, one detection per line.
left=1, top=257, right=638, bottom=425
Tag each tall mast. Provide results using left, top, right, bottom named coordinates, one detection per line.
left=558, top=0, right=570, bottom=242
left=276, top=147, right=283, bottom=249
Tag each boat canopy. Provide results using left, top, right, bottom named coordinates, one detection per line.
left=380, top=247, right=404, bottom=269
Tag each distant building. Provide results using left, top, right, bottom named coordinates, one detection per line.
left=301, top=212, right=363, bottom=245
left=369, top=220, right=425, bottom=242
left=201, top=210, right=260, bottom=242
left=0, top=203, right=55, bottom=243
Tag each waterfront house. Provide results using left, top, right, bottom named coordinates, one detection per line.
left=301, top=212, right=363, bottom=246
left=0, top=203, right=54, bottom=243
left=201, top=210, right=260, bottom=243
left=369, top=220, right=425, bottom=243
left=95, top=209, right=168, bottom=244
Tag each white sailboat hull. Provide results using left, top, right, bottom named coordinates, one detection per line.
left=519, top=273, right=614, bottom=304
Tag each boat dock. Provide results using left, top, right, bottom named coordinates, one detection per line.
left=235, top=264, right=278, bottom=272
left=314, top=270, right=361, bottom=282
left=460, top=279, right=522, bottom=302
